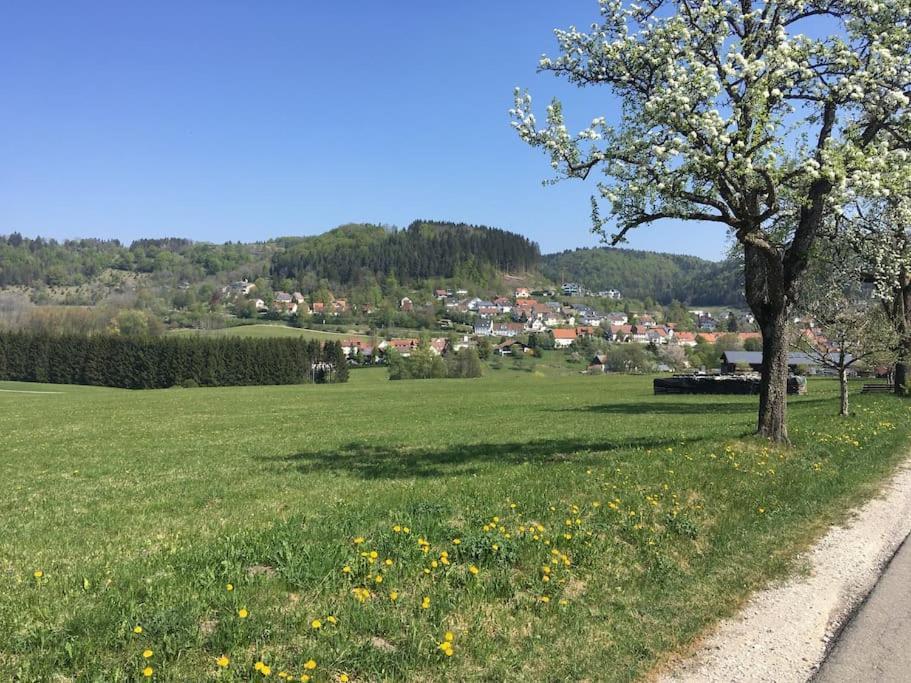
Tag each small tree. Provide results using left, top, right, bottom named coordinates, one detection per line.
left=797, top=263, right=898, bottom=415
left=512, top=1, right=911, bottom=442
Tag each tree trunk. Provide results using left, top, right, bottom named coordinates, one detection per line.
left=745, top=244, right=790, bottom=444
left=839, top=367, right=849, bottom=416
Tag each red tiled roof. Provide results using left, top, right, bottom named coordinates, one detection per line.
left=552, top=328, right=577, bottom=339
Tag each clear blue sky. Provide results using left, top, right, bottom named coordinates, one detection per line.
left=0, top=1, right=732, bottom=259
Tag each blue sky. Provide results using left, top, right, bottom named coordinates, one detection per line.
left=0, top=1, right=732, bottom=259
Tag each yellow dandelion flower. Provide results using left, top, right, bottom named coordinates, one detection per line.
left=33, top=570, right=44, bottom=579
left=142, top=649, right=153, bottom=659
left=393, top=524, right=402, bottom=532
left=390, top=591, right=399, bottom=601
left=142, top=666, right=154, bottom=677
left=226, top=583, right=234, bottom=591
left=217, top=655, right=230, bottom=667
left=238, top=608, right=249, bottom=619
left=300, top=676, right=311, bottom=683
left=255, top=661, right=265, bottom=671
left=327, top=615, right=337, bottom=624
left=304, top=659, right=317, bottom=670
left=353, top=537, right=365, bottom=545
left=261, top=665, right=272, bottom=676
left=374, top=574, right=384, bottom=584
left=444, top=631, right=454, bottom=642
left=311, top=619, right=322, bottom=630
left=539, top=596, right=550, bottom=603
left=133, top=625, right=143, bottom=634
left=421, top=596, right=431, bottom=609
left=403, top=526, right=411, bottom=533
left=340, top=675, right=350, bottom=683
left=384, top=558, right=393, bottom=566
left=368, top=550, right=378, bottom=559
left=452, top=538, right=461, bottom=545
left=342, top=565, right=352, bottom=574
left=468, top=565, right=479, bottom=575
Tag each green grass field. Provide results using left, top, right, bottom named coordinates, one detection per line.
left=169, top=324, right=370, bottom=343
left=1, top=372, right=909, bottom=681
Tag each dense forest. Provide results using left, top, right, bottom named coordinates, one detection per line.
left=0, top=331, right=348, bottom=388
left=1, top=224, right=745, bottom=308
left=542, top=247, right=744, bottom=306
left=0, top=233, right=271, bottom=287
left=270, top=221, right=541, bottom=287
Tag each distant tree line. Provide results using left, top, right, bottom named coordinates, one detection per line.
left=541, top=246, right=744, bottom=306
left=386, top=346, right=482, bottom=380
left=271, top=221, right=541, bottom=287
left=0, top=331, right=348, bottom=388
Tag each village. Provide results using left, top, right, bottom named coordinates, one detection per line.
left=221, top=279, right=848, bottom=375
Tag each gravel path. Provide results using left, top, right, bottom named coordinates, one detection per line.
left=661, top=458, right=911, bottom=683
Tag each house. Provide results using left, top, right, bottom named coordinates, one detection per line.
left=598, top=289, right=622, bottom=299
left=525, top=318, right=547, bottom=333
left=673, top=331, right=698, bottom=347
left=562, top=282, right=582, bottom=295
left=637, top=314, right=656, bottom=328
left=400, top=297, right=414, bottom=312
left=495, top=339, right=532, bottom=356
left=252, top=298, right=268, bottom=312
left=492, top=322, right=525, bottom=338
left=384, top=338, right=420, bottom=356
left=515, top=287, right=531, bottom=299
left=224, top=279, right=255, bottom=296
left=575, top=325, right=599, bottom=338
left=696, top=332, right=719, bottom=344
left=473, top=320, right=493, bottom=336
left=429, top=338, right=448, bottom=356
left=588, top=353, right=609, bottom=373
left=478, top=305, right=499, bottom=318
left=455, top=288, right=469, bottom=296
left=332, top=299, right=348, bottom=314
left=552, top=328, right=577, bottom=348
left=434, top=289, right=449, bottom=300
left=292, top=292, right=307, bottom=304
left=606, top=312, right=628, bottom=325
left=273, top=292, right=297, bottom=314
left=311, top=302, right=325, bottom=315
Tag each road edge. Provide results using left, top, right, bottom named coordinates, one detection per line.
left=660, top=456, right=911, bottom=683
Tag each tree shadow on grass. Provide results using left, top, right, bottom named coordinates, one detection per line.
left=556, top=397, right=832, bottom=416
left=256, top=434, right=717, bottom=480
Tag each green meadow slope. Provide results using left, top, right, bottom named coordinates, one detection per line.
left=1, top=372, right=909, bottom=680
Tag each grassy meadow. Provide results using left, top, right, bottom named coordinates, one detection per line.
left=169, top=324, right=369, bottom=343
left=1, top=370, right=910, bottom=681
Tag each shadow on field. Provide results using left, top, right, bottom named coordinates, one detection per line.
left=259, top=435, right=711, bottom=480
left=557, top=397, right=831, bottom=416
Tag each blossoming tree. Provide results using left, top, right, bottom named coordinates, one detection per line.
left=511, top=0, right=911, bottom=442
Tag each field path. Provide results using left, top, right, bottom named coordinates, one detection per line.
left=661, top=455, right=911, bottom=683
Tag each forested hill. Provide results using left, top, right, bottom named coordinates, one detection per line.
left=270, top=221, right=541, bottom=286
left=542, top=246, right=744, bottom=306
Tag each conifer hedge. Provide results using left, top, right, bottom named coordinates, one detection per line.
left=0, top=331, right=348, bottom=388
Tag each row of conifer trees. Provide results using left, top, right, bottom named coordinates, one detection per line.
left=0, top=331, right=348, bottom=388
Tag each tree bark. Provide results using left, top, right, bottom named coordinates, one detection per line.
left=839, top=366, right=849, bottom=416
left=745, top=244, right=790, bottom=444
left=894, top=273, right=910, bottom=396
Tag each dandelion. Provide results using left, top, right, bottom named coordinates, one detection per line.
left=217, top=655, right=230, bottom=667
left=403, top=526, right=410, bottom=533
left=133, top=625, right=143, bottom=634
left=375, top=574, right=384, bottom=584
left=311, top=619, right=322, bottom=630
left=33, top=570, right=43, bottom=579
left=468, top=565, right=479, bottom=576
left=255, top=662, right=265, bottom=672
left=384, top=558, right=393, bottom=566
left=369, top=550, right=378, bottom=559
left=353, top=537, right=365, bottom=545
left=300, top=676, right=311, bottom=683
left=340, top=675, right=350, bottom=682
left=238, top=608, right=249, bottom=619
left=142, top=666, right=154, bottom=677
left=390, top=590, right=399, bottom=601
left=539, top=596, right=550, bottom=603
left=452, top=538, right=461, bottom=545
left=327, top=615, right=338, bottom=624
left=304, top=659, right=317, bottom=670
left=226, top=583, right=234, bottom=592
left=421, top=596, right=431, bottom=609
left=143, top=649, right=154, bottom=659
left=260, top=664, right=272, bottom=676
left=342, top=565, right=352, bottom=574
left=393, top=524, right=402, bottom=532
left=444, top=631, right=454, bottom=642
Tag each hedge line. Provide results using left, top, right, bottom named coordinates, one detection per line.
left=0, top=331, right=348, bottom=389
